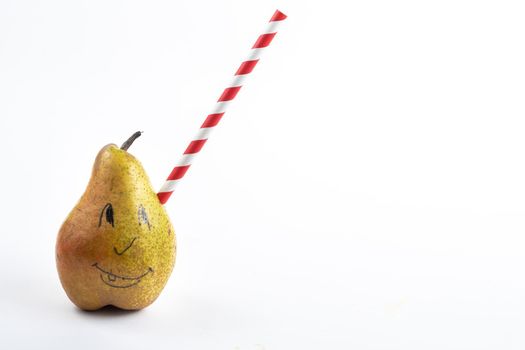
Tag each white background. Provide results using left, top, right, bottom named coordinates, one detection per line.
left=1, top=0, right=525, bottom=349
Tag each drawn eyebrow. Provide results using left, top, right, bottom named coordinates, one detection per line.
left=98, top=203, right=114, bottom=228
left=138, top=204, right=151, bottom=230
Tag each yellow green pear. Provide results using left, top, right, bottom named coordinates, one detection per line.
left=56, top=132, right=176, bottom=310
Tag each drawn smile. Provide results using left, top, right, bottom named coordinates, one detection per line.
left=92, top=263, right=153, bottom=288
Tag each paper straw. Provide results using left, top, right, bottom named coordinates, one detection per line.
left=157, top=9, right=287, bottom=204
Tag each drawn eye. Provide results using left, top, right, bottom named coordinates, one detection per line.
left=98, top=203, right=114, bottom=228
left=138, top=204, right=151, bottom=230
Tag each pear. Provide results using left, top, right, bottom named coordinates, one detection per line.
left=56, top=132, right=176, bottom=310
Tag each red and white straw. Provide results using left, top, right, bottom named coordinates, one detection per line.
left=157, top=9, right=287, bottom=204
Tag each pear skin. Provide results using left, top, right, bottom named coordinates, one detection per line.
left=56, top=137, right=176, bottom=310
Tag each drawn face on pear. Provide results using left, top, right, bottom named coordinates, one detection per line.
left=91, top=202, right=157, bottom=289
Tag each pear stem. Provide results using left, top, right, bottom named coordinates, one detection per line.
left=120, top=131, right=143, bottom=151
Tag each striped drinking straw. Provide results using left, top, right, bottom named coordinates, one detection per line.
left=157, top=9, right=287, bottom=204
